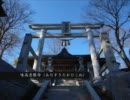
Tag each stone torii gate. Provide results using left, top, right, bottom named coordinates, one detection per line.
left=16, top=22, right=118, bottom=82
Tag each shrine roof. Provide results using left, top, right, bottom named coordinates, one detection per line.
left=40, top=48, right=92, bottom=60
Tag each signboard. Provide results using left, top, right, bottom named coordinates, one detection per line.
left=62, top=22, right=70, bottom=35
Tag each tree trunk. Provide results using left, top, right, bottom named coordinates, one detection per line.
left=0, top=48, right=5, bottom=58
left=119, top=48, right=130, bottom=69
left=115, top=27, right=130, bottom=69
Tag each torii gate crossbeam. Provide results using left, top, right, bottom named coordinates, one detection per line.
left=29, top=22, right=104, bottom=30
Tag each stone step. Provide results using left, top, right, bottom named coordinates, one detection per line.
left=47, top=88, right=70, bottom=93
left=43, top=94, right=78, bottom=100
left=42, top=86, right=91, bottom=100
left=55, top=79, right=80, bottom=86
left=46, top=86, right=87, bottom=93
left=48, top=86, right=85, bottom=89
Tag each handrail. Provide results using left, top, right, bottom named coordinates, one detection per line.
left=83, top=80, right=101, bottom=100
left=33, top=80, right=50, bottom=100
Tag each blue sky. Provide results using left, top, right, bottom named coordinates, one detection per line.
left=26, top=0, right=88, bottom=23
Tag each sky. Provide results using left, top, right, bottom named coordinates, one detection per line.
left=26, top=0, right=88, bottom=23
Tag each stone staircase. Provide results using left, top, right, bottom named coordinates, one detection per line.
left=42, top=86, right=91, bottom=100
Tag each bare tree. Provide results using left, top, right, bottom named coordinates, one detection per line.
left=0, top=0, right=33, bottom=58
left=0, top=31, right=21, bottom=58
left=83, top=0, right=130, bottom=69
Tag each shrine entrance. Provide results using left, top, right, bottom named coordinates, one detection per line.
left=16, top=22, right=121, bottom=100
left=17, top=22, right=104, bottom=81
left=17, top=21, right=119, bottom=82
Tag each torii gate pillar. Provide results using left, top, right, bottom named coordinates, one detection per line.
left=87, top=30, right=101, bottom=82
left=100, top=32, right=119, bottom=72
left=33, top=29, right=46, bottom=71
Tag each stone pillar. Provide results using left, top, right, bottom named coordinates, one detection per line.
left=88, top=31, right=101, bottom=81
left=33, top=29, right=46, bottom=71
left=41, top=62, right=46, bottom=72
left=100, top=33, right=121, bottom=100
left=87, top=62, right=94, bottom=81
left=16, top=34, right=32, bottom=72
left=100, top=32, right=119, bottom=72
left=78, top=57, right=85, bottom=72
left=45, top=57, right=54, bottom=72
